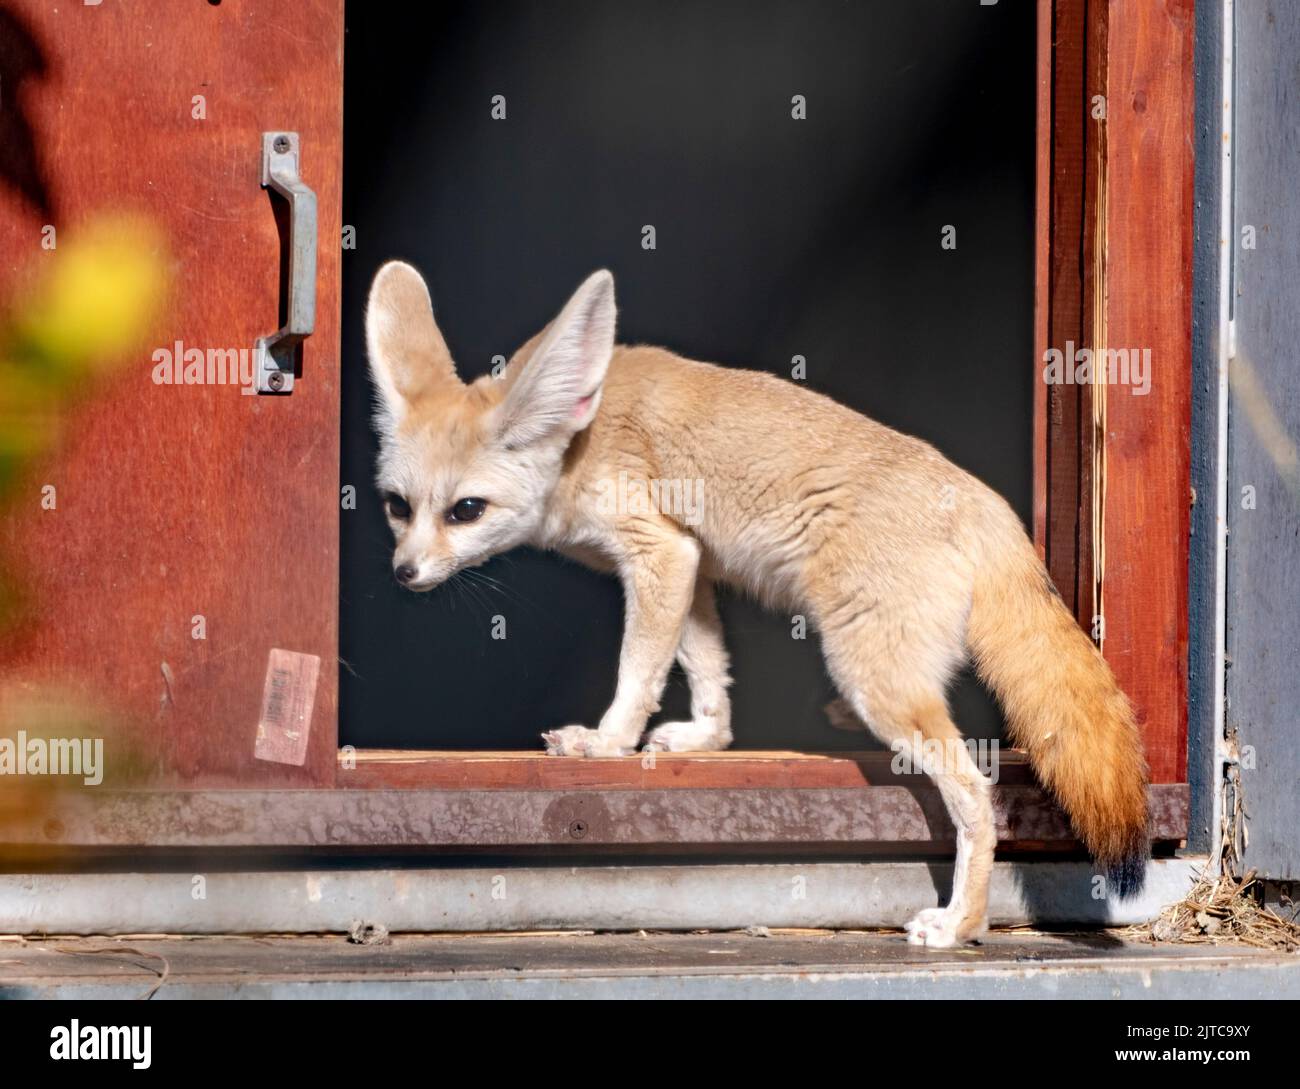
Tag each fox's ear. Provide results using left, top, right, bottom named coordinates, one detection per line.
left=366, top=261, right=458, bottom=424
left=494, top=270, right=616, bottom=449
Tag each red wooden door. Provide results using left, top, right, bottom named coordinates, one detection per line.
left=0, top=0, right=343, bottom=786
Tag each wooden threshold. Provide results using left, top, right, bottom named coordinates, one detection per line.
left=324, top=749, right=1185, bottom=848
left=0, top=752, right=1187, bottom=853
left=1, top=783, right=1188, bottom=852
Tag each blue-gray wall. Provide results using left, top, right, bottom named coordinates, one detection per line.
left=1226, top=0, right=1300, bottom=879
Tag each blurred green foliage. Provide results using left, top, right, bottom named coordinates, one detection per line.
left=0, top=216, right=168, bottom=806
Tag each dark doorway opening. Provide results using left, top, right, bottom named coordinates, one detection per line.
left=339, top=0, right=1035, bottom=750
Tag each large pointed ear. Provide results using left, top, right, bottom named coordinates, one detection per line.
left=494, top=270, right=616, bottom=449
left=365, top=261, right=458, bottom=424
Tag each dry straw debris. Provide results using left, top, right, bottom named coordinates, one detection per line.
left=1126, top=745, right=1300, bottom=952
left=1135, top=869, right=1299, bottom=952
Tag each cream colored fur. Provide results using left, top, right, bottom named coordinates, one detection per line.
left=366, top=263, right=1150, bottom=947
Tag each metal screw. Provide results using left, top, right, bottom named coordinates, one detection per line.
left=568, top=820, right=588, bottom=840
left=267, top=371, right=286, bottom=392
left=273, top=134, right=291, bottom=153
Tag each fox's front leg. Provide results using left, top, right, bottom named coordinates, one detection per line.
left=543, top=531, right=700, bottom=757
left=643, top=576, right=733, bottom=752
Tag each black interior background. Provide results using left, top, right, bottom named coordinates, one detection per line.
left=339, top=0, right=1036, bottom=749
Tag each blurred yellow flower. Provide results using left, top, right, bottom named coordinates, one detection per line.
left=0, top=213, right=169, bottom=493
left=6, top=214, right=169, bottom=379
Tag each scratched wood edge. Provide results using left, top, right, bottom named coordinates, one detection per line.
left=1078, top=0, right=1107, bottom=623
left=1032, top=0, right=1052, bottom=557
left=1045, top=0, right=1088, bottom=612
left=2, top=784, right=1189, bottom=849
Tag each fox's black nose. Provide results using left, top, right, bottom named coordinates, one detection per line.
left=394, top=564, right=418, bottom=586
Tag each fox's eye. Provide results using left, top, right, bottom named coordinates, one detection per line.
left=384, top=492, right=411, bottom=521
left=448, top=497, right=487, bottom=524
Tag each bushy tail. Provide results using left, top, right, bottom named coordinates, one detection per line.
left=967, top=539, right=1150, bottom=897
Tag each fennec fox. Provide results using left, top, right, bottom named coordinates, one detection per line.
left=366, top=262, right=1150, bottom=947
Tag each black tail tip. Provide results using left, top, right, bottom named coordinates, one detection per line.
left=1106, top=853, right=1148, bottom=900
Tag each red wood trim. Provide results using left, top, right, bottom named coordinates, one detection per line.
left=1095, top=0, right=1193, bottom=784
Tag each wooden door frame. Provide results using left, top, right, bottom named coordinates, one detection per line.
left=1033, top=0, right=1192, bottom=787
left=2, top=0, right=1193, bottom=855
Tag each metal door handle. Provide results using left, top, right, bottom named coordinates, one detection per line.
left=254, top=132, right=317, bottom=394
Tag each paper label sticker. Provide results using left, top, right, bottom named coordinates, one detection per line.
left=254, top=648, right=320, bottom=766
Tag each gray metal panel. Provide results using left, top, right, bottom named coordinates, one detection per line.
left=1228, top=0, right=1300, bottom=878
left=0, top=859, right=1204, bottom=936
left=1188, top=0, right=1226, bottom=854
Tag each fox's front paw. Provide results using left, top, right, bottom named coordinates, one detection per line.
left=642, top=720, right=732, bottom=753
left=542, top=726, right=634, bottom=757
left=904, top=907, right=987, bottom=948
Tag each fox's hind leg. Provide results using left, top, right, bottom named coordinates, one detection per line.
left=819, top=606, right=994, bottom=947
left=643, top=576, right=733, bottom=753
left=896, top=702, right=995, bottom=948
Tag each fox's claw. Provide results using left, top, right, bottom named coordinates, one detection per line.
left=542, top=725, right=634, bottom=757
